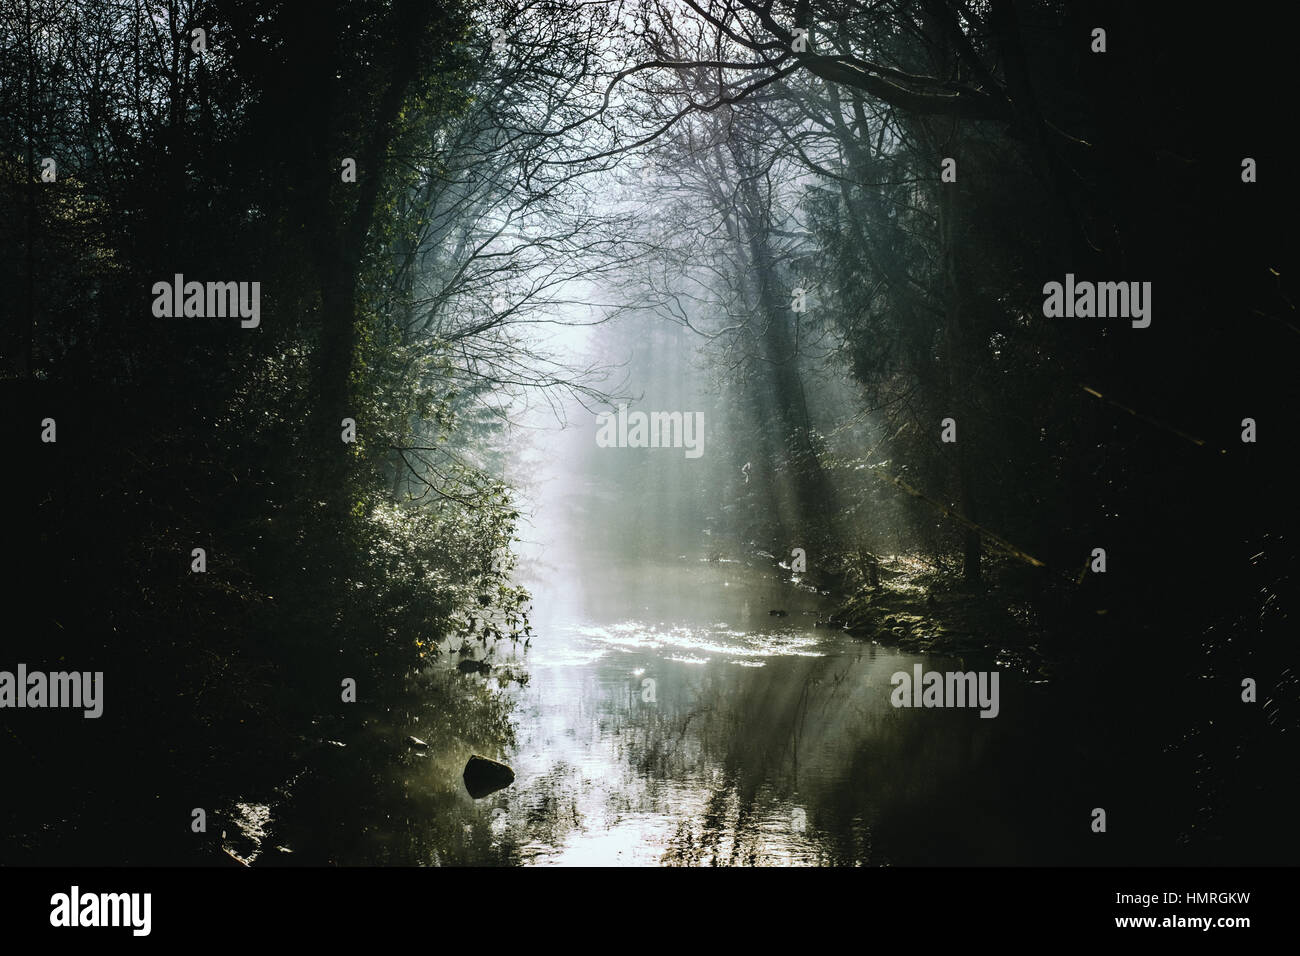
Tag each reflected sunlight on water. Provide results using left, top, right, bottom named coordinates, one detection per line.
left=463, top=557, right=1022, bottom=866
left=269, top=554, right=1061, bottom=867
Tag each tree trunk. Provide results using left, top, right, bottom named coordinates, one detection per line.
left=938, top=174, right=982, bottom=587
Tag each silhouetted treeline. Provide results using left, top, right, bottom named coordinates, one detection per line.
left=1, top=0, right=532, bottom=863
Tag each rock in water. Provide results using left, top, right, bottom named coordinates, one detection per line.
left=463, top=754, right=514, bottom=798
left=457, top=659, right=491, bottom=675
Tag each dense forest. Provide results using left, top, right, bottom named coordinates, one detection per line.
left=2, top=0, right=1296, bottom=866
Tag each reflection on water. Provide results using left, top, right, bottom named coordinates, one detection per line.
left=263, top=555, right=1104, bottom=866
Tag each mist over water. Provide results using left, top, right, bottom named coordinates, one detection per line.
left=472, top=337, right=1035, bottom=866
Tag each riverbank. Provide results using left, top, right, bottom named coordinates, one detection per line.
left=827, top=554, right=1057, bottom=680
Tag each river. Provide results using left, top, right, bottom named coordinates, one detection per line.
left=240, top=547, right=1097, bottom=867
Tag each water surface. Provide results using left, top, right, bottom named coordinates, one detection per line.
left=253, top=555, right=1083, bottom=866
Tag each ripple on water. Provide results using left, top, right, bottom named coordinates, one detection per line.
left=560, top=619, right=829, bottom=661
left=666, top=654, right=709, bottom=665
